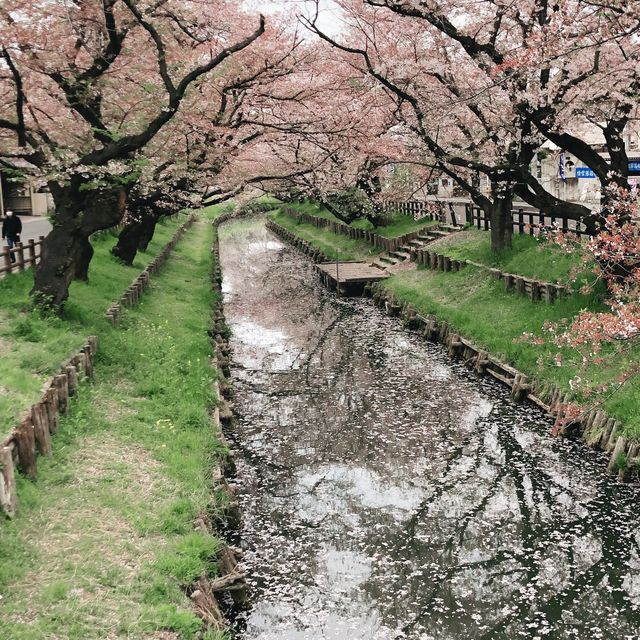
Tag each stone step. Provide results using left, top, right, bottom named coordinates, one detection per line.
left=379, top=254, right=399, bottom=265
left=389, top=250, right=412, bottom=261
left=372, top=259, right=389, bottom=270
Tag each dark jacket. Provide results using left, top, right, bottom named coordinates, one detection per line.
left=2, top=215, right=22, bottom=239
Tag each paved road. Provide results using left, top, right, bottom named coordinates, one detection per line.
left=19, top=217, right=52, bottom=243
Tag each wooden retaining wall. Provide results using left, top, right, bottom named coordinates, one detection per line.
left=104, top=214, right=195, bottom=325
left=415, top=247, right=568, bottom=303
left=280, top=208, right=434, bottom=252
left=189, top=216, right=250, bottom=631
left=265, top=218, right=331, bottom=263
left=0, top=336, right=99, bottom=518
left=0, top=214, right=197, bottom=519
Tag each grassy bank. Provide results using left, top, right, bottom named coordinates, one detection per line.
left=269, top=209, right=383, bottom=261
left=281, top=199, right=437, bottom=238
left=433, top=228, right=590, bottom=284
left=0, top=216, right=184, bottom=439
left=0, top=214, right=227, bottom=639
left=266, top=218, right=640, bottom=439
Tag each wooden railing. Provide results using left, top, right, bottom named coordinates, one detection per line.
left=1, top=235, right=46, bottom=276
left=465, top=204, right=593, bottom=237
left=383, top=200, right=442, bottom=222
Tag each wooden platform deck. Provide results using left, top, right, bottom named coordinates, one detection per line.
left=315, top=261, right=389, bottom=296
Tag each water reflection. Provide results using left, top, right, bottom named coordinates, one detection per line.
left=218, top=219, right=640, bottom=640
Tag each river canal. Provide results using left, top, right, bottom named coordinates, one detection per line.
left=218, top=219, right=640, bottom=640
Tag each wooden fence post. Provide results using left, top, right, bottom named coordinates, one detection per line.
left=66, top=365, right=79, bottom=395
left=27, top=239, right=36, bottom=266
left=45, top=387, right=60, bottom=434
left=54, top=374, right=70, bottom=415
left=0, top=447, right=17, bottom=518
left=16, top=242, right=25, bottom=271
left=32, top=402, right=53, bottom=456
left=15, top=417, right=37, bottom=479
left=2, top=246, right=12, bottom=273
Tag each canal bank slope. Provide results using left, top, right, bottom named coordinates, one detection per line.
left=266, top=208, right=640, bottom=475
left=0, top=214, right=233, bottom=639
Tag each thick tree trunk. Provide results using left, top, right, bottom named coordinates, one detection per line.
left=32, top=180, right=127, bottom=311
left=138, top=215, right=158, bottom=252
left=111, top=210, right=159, bottom=265
left=111, top=218, right=143, bottom=266
left=74, top=237, right=94, bottom=281
left=489, top=183, right=513, bottom=251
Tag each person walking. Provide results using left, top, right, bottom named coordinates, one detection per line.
left=2, top=210, right=22, bottom=263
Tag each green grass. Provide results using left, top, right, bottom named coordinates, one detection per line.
left=0, top=214, right=230, bottom=639
left=386, top=267, right=640, bottom=438
left=349, top=214, right=437, bottom=238
left=269, top=209, right=383, bottom=261
left=283, top=199, right=437, bottom=238
left=0, top=216, right=185, bottom=440
left=436, top=228, right=588, bottom=284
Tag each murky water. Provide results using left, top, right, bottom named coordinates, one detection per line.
left=219, top=219, right=640, bottom=640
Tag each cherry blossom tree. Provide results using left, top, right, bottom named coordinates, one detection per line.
left=0, top=0, right=265, bottom=309
left=301, top=0, right=637, bottom=249
left=110, top=19, right=305, bottom=265
left=360, top=0, right=640, bottom=221
left=218, top=35, right=409, bottom=226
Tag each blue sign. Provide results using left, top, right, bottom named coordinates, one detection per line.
left=576, top=167, right=596, bottom=178
left=576, top=162, right=640, bottom=178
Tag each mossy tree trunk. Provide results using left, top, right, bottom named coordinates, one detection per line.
left=31, top=179, right=127, bottom=310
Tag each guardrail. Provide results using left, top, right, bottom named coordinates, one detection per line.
left=465, top=204, right=593, bottom=237
left=1, top=236, right=46, bottom=276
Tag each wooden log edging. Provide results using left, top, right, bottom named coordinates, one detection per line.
left=105, top=214, right=196, bottom=325
left=415, top=247, right=568, bottom=303
left=265, top=218, right=331, bottom=263
left=183, top=217, right=249, bottom=632
left=280, top=207, right=436, bottom=253
left=213, top=201, right=281, bottom=228
left=0, top=336, right=99, bottom=518
left=365, top=281, right=637, bottom=480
